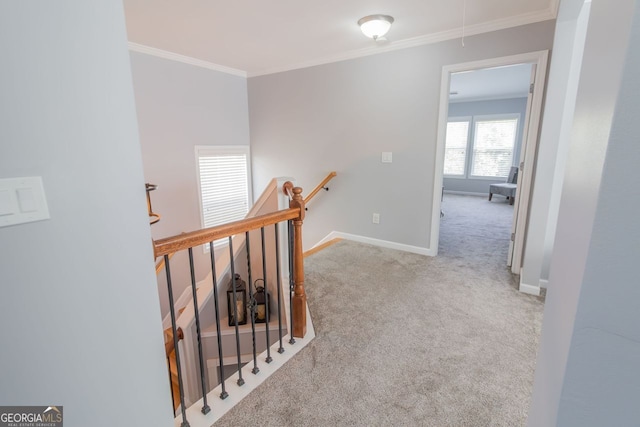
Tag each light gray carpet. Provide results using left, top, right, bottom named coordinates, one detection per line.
left=216, top=194, right=544, bottom=426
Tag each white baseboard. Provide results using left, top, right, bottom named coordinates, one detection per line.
left=443, top=190, right=488, bottom=197
left=314, top=231, right=436, bottom=256
left=539, top=279, right=549, bottom=289
left=519, top=281, right=541, bottom=296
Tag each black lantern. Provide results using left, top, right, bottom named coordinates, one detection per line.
left=253, top=279, right=272, bottom=324
left=227, top=273, right=247, bottom=326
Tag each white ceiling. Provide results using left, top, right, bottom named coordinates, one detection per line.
left=123, top=0, right=558, bottom=77
left=450, top=63, right=534, bottom=102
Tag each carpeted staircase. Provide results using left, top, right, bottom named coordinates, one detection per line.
left=164, top=326, right=182, bottom=412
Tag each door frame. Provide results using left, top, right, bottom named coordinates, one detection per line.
left=430, top=50, right=549, bottom=285
left=507, top=63, right=537, bottom=268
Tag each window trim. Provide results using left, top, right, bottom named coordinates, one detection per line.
left=194, top=145, right=253, bottom=251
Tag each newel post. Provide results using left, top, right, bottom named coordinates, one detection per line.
left=287, top=185, right=307, bottom=338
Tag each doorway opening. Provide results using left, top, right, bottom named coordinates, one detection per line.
left=430, top=51, right=548, bottom=288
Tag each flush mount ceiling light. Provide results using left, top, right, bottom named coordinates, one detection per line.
left=358, top=14, right=394, bottom=41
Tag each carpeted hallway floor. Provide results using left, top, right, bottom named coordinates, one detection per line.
left=216, top=194, right=544, bottom=426
left=440, top=193, right=516, bottom=275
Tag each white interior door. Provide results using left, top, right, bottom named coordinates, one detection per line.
left=509, top=59, right=547, bottom=275
left=508, top=64, right=536, bottom=267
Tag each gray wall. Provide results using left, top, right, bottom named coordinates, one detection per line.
left=528, top=0, right=638, bottom=425
left=130, top=52, right=251, bottom=316
left=0, top=2, right=172, bottom=426
left=444, top=97, right=528, bottom=194
left=248, top=21, right=556, bottom=251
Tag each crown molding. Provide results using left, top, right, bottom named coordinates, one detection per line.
left=248, top=8, right=556, bottom=77
left=128, top=42, right=247, bottom=78
left=127, top=5, right=558, bottom=79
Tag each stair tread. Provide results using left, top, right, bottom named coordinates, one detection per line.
left=201, top=316, right=283, bottom=338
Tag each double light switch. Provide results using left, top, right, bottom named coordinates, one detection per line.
left=0, top=177, right=50, bottom=228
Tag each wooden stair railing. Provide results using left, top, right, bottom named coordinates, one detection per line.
left=154, top=207, right=301, bottom=258
left=153, top=186, right=306, bottom=426
left=303, top=171, right=337, bottom=205
left=153, top=203, right=308, bottom=342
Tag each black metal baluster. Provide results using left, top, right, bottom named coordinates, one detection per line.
left=246, top=231, right=259, bottom=375
left=274, top=223, right=285, bottom=354
left=288, top=220, right=296, bottom=345
left=260, top=227, right=272, bottom=363
left=188, top=248, right=211, bottom=415
left=229, top=237, right=245, bottom=386
left=164, top=255, right=190, bottom=427
left=208, top=242, right=228, bottom=400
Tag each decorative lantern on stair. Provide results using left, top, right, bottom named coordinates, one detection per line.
left=253, top=279, right=272, bottom=324
left=227, top=273, right=247, bottom=326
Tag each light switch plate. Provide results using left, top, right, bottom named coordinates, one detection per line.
left=381, top=152, right=393, bottom=163
left=0, top=190, right=14, bottom=216
left=0, top=177, right=50, bottom=228
left=17, top=188, right=37, bottom=213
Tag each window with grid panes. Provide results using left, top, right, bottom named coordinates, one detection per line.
left=443, top=119, right=470, bottom=176
left=470, top=117, right=518, bottom=178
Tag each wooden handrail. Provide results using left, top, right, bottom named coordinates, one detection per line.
left=153, top=207, right=301, bottom=258
left=303, top=237, right=343, bottom=258
left=155, top=252, right=175, bottom=275
left=304, top=171, right=337, bottom=204
left=165, top=327, right=184, bottom=356
left=146, top=183, right=161, bottom=225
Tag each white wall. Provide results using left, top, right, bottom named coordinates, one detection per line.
left=0, top=2, right=172, bottom=426
left=248, top=21, right=555, bottom=251
left=445, top=97, right=528, bottom=194
left=520, top=0, right=590, bottom=290
left=527, top=0, right=637, bottom=425
left=130, top=52, right=251, bottom=316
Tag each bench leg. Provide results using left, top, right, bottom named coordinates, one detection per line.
left=489, top=193, right=493, bottom=201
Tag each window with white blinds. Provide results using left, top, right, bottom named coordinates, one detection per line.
left=443, top=114, right=519, bottom=179
left=196, top=146, right=251, bottom=248
left=443, top=120, right=470, bottom=176
left=470, top=117, right=518, bottom=178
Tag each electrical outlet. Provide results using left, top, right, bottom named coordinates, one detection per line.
left=372, top=213, right=380, bottom=224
